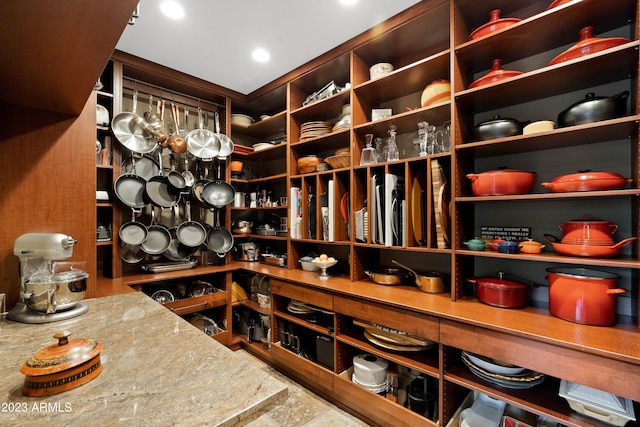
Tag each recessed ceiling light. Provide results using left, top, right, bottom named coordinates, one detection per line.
left=339, top=0, right=359, bottom=5
left=160, top=1, right=185, bottom=19
left=252, top=48, right=270, bottom=63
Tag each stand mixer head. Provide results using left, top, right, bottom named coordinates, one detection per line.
left=8, top=233, right=89, bottom=324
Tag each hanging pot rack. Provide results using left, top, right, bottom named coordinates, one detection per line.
left=122, top=77, right=226, bottom=112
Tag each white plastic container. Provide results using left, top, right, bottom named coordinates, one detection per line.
left=353, top=354, right=388, bottom=386
left=369, top=63, right=394, bottom=80
left=559, top=380, right=636, bottom=426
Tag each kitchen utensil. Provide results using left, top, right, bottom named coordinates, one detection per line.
left=182, top=155, right=195, bottom=188
left=469, top=59, right=523, bottom=89
left=411, top=169, right=425, bottom=245
left=185, top=107, right=219, bottom=159
left=559, top=380, right=636, bottom=426
left=462, top=352, right=525, bottom=375
left=121, top=242, right=144, bottom=263
left=299, top=256, right=321, bottom=271
left=420, top=79, right=451, bottom=107
left=557, top=214, right=618, bottom=245
left=549, top=26, right=631, bottom=66
left=23, top=270, right=88, bottom=313
left=466, top=168, right=536, bottom=196
left=235, top=241, right=260, bottom=261
left=114, top=171, right=147, bottom=209
left=20, top=331, right=102, bottom=396
left=542, top=171, right=631, bottom=192
left=365, top=268, right=408, bottom=285
left=369, top=62, right=394, bottom=79
left=230, top=113, right=254, bottom=126
left=312, top=259, right=337, bottom=280
left=205, top=209, right=234, bottom=257
left=122, top=153, right=160, bottom=181
left=111, top=89, right=158, bottom=154
left=176, top=201, right=207, bottom=247
left=96, top=104, right=109, bottom=126
left=546, top=267, right=625, bottom=325
left=214, top=111, right=234, bottom=160
left=167, top=153, right=187, bottom=191
left=468, top=273, right=532, bottom=308
left=119, top=208, right=148, bottom=246
left=469, top=9, right=521, bottom=40
left=519, top=239, right=545, bottom=254
left=496, top=240, right=522, bottom=254
left=543, top=234, right=636, bottom=258
left=463, top=237, right=487, bottom=251
left=145, top=152, right=180, bottom=208
left=353, top=354, right=389, bottom=386
left=155, top=99, right=167, bottom=145
left=472, top=115, right=530, bottom=141
left=558, top=91, right=629, bottom=127
left=298, top=155, right=323, bottom=174
left=392, top=260, right=447, bottom=293
left=523, top=120, right=555, bottom=134
left=140, top=208, right=171, bottom=255
left=143, top=94, right=162, bottom=133
left=201, top=176, right=235, bottom=208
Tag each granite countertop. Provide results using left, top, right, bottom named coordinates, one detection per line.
left=0, top=293, right=287, bottom=426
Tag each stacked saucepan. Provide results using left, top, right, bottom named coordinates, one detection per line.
left=111, top=90, right=236, bottom=264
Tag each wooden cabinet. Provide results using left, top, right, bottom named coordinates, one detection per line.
left=229, top=86, right=289, bottom=264
left=234, top=1, right=640, bottom=425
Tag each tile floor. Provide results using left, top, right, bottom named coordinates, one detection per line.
left=235, top=350, right=370, bottom=426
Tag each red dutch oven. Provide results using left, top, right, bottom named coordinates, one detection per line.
left=467, top=169, right=536, bottom=196
left=546, top=267, right=625, bottom=326
left=558, top=214, right=618, bottom=245
left=541, top=171, right=631, bottom=193
left=468, top=273, right=533, bottom=308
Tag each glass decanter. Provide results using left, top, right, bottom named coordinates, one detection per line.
left=360, top=133, right=376, bottom=165
left=386, top=125, right=399, bottom=161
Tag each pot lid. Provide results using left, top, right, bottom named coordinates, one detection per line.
left=550, top=171, right=626, bottom=182
left=474, top=114, right=525, bottom=127
left=474, top=277, right=527, bottom=289
left=549, top=26, right=630, bottom=66
left=21, top=331, right=102, bottom=377
left=564, top=214, right=610, bottom=223
left=469, top=59, right=523, bottom=89
left=521, top=239, right=543, bottom=247
left=469, top=9, right=521, bottom=40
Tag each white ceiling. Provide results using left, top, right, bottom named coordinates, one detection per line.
left=116, top=0, right=422, bottom=95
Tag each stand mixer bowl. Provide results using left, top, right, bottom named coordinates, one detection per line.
left=24, top=270, right=88, bottom=313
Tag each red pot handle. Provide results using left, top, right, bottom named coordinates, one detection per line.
left=607, top=288, right=626, bottom=295
left=611, top=236, right=637, bottom=249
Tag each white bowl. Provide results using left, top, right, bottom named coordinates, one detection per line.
left=231, top=113, right=255, bottom=127
left=369, top=63, right=394, bottom=80
left=300, top=257, right=321, bottom=271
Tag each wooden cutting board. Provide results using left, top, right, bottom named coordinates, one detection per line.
left=353, top=319, right=433, bottom=346
left=411, top=169, right=425, bottom=245
left=431, top=159, right=448, bottom=249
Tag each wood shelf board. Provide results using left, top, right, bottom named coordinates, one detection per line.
left=454, top=42, right=639, bottom=113
left=231, top=111, right=287, bottom=138
left=290, top=90, right=351, bottom=122
left=236, top=298, right=270, bottom=315
left=352, top=102, right=451, bottom=135
left=454, top=249, right=640, bottom=269
left=455, top=116, right=640, bottom=155
left=353, top=51, right=450, bottom=104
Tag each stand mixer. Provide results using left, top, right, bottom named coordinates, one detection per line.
left=7, top=233, right=89, bottom=324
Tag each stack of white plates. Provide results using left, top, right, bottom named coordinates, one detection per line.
left=300, top=121, right=332, bottom=140
left=461, top=351, right=544, bottom=389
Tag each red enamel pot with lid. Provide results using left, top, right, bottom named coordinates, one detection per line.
left=546, top=267, right=625, bottom=326
left=558, top=214, right=618, bottom=245
left=466, top=168, right=536, bottom=196
left=468, top=273, right=533, bottom=308
left=541, top=171, right=631, bottom=193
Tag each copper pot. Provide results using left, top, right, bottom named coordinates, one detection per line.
left=467, top=168, right=536, bottom=196
left=547, top=267, right=625, bottom=326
